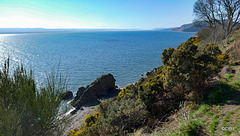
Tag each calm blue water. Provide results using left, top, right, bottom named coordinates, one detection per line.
left=0, top=31, right=194, bottom=94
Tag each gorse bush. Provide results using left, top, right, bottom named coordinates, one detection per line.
left=0, top=58, right=67, bottom=136
left=161, top=37, right=228, bottom=99
left=118, top=84, right=131, bottom=98
left=68, top=112, right=100, bottom=136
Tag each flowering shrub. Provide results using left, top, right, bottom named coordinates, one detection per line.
left=161, top=37, right=226, bottom=98
left=118, top=85, right=130, bottom=98
left=68, top=112, right=100, bottom=136
left=138, top=78, right=144, bottom=84
left=217, top=54, right=229, bottom=65
left=217, top=53, right=229, bottom=60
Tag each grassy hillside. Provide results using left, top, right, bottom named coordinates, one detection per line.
left=224, top=28, right=240, bottom=63
left=143, top=79, right=240, bottom=136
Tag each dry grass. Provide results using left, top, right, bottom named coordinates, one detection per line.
left=223, top=29, right=240, bottom=62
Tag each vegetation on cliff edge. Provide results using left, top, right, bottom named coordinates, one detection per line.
left=68, top=36, right=232, bottom=136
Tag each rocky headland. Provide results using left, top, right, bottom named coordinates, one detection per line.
left=70, top=73, right=120, bottom=113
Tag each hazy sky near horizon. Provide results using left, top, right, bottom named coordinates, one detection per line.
left=0, top=0, right=196, bottom=29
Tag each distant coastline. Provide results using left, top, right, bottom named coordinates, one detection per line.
left=155, top=22, right=207, bottom=33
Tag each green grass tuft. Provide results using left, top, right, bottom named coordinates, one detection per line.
left=226, top=74, right=235, bottom=81
left=233, top=82, right=240, bottom=89
left=209, top=114, right=219, bottom=135
left=229, top=61, right=240, bottom=66
left=196, top=105, right=209, bottom=115
left=222, top=111, right=234, bottom=127
left=179, top=120, right=203, bottom=136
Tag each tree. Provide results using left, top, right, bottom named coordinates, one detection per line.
left=222, top=0, right=240, bottom=42
left=194, top=0, right=240, bottom=43
left=194, top=0, right=218, bottom=27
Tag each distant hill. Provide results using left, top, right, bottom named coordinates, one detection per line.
left=171, top=22, right=207, bottom=32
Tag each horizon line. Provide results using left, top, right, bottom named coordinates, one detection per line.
left=0, top=27, right=169, bottom=30
left=0, top=27, right=173, bottom=33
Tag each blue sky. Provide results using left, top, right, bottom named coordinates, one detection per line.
left=0, top=0, right=196, bottom=29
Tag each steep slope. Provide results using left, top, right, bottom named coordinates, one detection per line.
left=224, top=29, right=240, bottom=62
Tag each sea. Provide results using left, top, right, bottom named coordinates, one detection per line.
left=0, top=30, right=194, bottom=95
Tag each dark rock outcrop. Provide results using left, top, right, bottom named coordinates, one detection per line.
left=72, top=73, right=119, bottom=109
left=76, top=87, right=85, bottom=100
left=62, top=91, right=73, bottom=100
left=146, top=68, right=158, bottom=77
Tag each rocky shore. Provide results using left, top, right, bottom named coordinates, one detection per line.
left=72, top=73, right=119, bottom=109
left=63, top=73, right=120, bottom=134
left=63, top=70, right=158, bottom=134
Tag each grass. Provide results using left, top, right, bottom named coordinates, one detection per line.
left=206, top=82, right=236, bottom=104
left=222, top=111, right=234, bottom=135
left=230, top=60, right=240, bottom=66
left=229, top=35, right=240, bottom=43
left=196, top=105, right=209, bottom=114
left=234, top=82, right=240, bottom=88
left=220, top=107, right=240, bottom=136
left=209, top=114, right=219, bottom=135
left=179, top=120, right=203, bottom=136
left=143, top=119, right=204, bottom=136
left=222, top=111, right=234, bottom=127
left=137, top=100, right=239, bottom=136
left=226, top=73, right=235, bottom=81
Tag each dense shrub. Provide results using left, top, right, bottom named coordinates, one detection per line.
left=0, top=59, right=66, bottom=136
left=68, top=112, right=100, bottom=136
left=118, top=84, right=131, bottom=98
left=161, top=37, right=227, bottom=99
left=72, top=94, right=149, bottom=136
